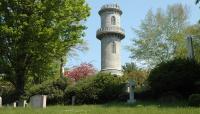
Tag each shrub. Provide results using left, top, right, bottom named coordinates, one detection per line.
left=148, top=58, right=200, bottom=98
left=189, top=94, right=200, bottom=107
left=27, top=78, right=69, bottom=105
left=158, top=91, right=183, bottom=103
left=65, top=76, right=99, bottom=104
left=0, top=81, right=17, bottom=104
left=64, top=73, right=126, bottom=104
left=135, top=90, right=154, bottom=100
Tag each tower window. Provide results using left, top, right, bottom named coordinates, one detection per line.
left=112, top=41, right=116, bottom=53
left=111, top=16, right=116, bottom=25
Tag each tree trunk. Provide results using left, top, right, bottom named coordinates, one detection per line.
left=60, top=58, right=64, bottom=78
left=15, top=69, right=26, bottom=100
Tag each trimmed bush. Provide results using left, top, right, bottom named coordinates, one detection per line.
left=135, top=90, right=154, bottom=100
left=158, top=91, right=182, bottom=103
left=0, top=80, right=17, bottom=104
left=148, top=58, right=200, bottom=98
left=64, top=73, right=126, bottom=104
left=27, top=78, right=69, bottom=105
left=189, top=94, right=200, bottom=107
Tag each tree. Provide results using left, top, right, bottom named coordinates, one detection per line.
left=65, top=63, right=96, bottom=81
left=122, top=63, right=137, bottom=74
left=0, top=0, right=90, bottom=99
left=128, top=4, right=188, bottom=67
left=122, top=63, right=148, bottom=88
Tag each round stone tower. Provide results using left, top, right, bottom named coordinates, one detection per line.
left=96, top=4, right=125, bottom=76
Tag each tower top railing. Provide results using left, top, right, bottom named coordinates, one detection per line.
left=96, top=26, right=125, bottom=40
left=101, top=4, right=120, bottom=10
left=99, top=4, right=122, bottom=15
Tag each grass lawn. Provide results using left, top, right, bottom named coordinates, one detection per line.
left=0, top=101, right=199, bottom=114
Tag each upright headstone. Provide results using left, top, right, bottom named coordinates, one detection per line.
left=18, top=100, right=27, bottom=108
left=13, top=102, right=17, bottom=108
left=24, top=100, right=28, bottom=107
left=30, top=95, right=47, bottom=108
left=0, top=96, right=2, bottom=107
left=72, top=96, right=76, bottom=105
left=127, top=80, right=136, bottom=103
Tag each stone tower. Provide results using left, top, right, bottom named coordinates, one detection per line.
left=96, top=4, right=125, bottom=76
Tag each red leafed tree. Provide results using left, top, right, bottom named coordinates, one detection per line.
left=64, top=63, right=96, bottom=81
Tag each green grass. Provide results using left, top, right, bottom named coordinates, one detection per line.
left=0, top=101, right=199, bottom=114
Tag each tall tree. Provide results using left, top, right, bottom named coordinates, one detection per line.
left=0, top=0, right=90, bottom=99
left=128, top=4, right=188, bottom=67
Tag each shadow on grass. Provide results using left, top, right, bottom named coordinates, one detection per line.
left=101, top=100, right=189, bottom=108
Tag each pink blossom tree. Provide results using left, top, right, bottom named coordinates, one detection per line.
left=64, top=63, right=96, bottom=81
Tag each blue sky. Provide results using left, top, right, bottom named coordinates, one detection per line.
left=66, top=0, right=200, bottom=70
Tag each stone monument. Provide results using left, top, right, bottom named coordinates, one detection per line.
left=13, top=102, right=17, bottom=108
left=18, top=100, right=28, bottom=108
left=127, top=79, right=136, bottom=103
left=72, top=96, right=76, bottom=105
left=30, top=95, right=47, bottom=108
left=186, top=35, right=194, bottom=60
left=96, top=4, right=125, bottom=76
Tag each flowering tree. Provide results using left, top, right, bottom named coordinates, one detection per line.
left=64, top=63, right=96, bottom=81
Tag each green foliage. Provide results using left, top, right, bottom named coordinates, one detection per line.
left=65, top=73, right=126, bottom=104
left=128, top=4, right=189, bottom=67
left=0, top=0, right=90, bottom=98
left=135, top=89, right=154, bottom=100
left=148, top=58, right=200, bottom=98
left=27, top=78, right=69, bottom=105
left=122, top=63, right=149, bottom=88
left=122, top=63, right=137, bottom=74
left=189, top=94, right=200, bottom=107
left=158, top=91, right=183, bottom=103
left=65, top=77, right=99, bottom=104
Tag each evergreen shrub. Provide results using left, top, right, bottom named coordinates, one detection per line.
left=148, top=58, right=200, bottom=98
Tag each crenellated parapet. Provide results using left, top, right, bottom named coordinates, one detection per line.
left=96, top=27, right=125, bottom=40
left=99, top=4, right=122, bottom=15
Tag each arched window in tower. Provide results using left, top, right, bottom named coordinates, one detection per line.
left=111, top=16, right=116, bottom=25
left=112, top=41, right=116, bottom=54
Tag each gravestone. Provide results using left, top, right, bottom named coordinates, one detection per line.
left=18, top=100, right=27, bottom=108
left=127, top=79, right=136, bottom=103
left=72, top=96, right=76, bottom=105
left=0, top=96, right=2, bottom=107
left=30, top=95, right=47, bottom=108
left=13, top=102, right=17, bottom=108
